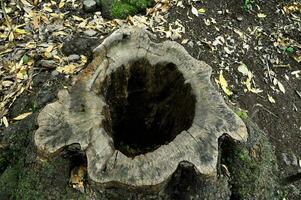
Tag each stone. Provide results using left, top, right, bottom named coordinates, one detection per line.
left=34, top=27, right=248, bottom=190
left=83, top=30, right=97, bottom=37
left=38, top=60, right=57, bottom=68
left=66, top=54, right=80, bottom=62
left=83, top=0, right=97, bottom=12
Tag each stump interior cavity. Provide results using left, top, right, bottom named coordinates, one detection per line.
left=102, top=59, right=196, bottom=157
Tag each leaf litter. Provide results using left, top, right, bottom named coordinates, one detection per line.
left=0, top=0, right=182, bottom=124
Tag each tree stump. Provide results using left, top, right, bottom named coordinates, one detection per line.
left=34, top=27, right=248, bottom=190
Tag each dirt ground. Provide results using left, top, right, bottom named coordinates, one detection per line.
left=0, top=0, right=301, bottom=199
left=167, top=0, right=301, bottom=197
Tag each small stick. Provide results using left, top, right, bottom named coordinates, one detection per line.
left=0, top=0, right=12, bottom=29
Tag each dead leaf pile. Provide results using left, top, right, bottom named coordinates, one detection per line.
left=0, top=0, right=185, bottom=126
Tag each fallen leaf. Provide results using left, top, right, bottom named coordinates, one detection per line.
left=291, top=70, right=301, bottom=78
left=2, top=116, right=9, bottom=127
left=293, top=51, right=301, bottom=63
left=13, top=112, right=33, bottom=120
left=73, top=15, right=85, bottom=22
left=198, top=8, right=206, bottom=14
left=257, top=13, right=267, bottom=18
left=268, top=94, right=276, bottom=103
left=80, top=55, right=87, bottom=64
left=15, top=28, right=27, bottom=35
left=56, top=64, right=77, bottom=74
left=2, top=80, right=14, bottom=87
left=238, top=63, right=263, bottom=93
left=283, top=3, right=301, bottom=14
left=43, top=5, right=53, bottom=12
left=52, top=31, right=68, bottom=36
left=22, top=54, right=30, bottom=64
left=277, top=81, right=286, bottom=94
left=191, top=6, right=199, bottom=17
left=238, top=64, right=249, bottom=75
left=219, top=70, right=233, bottom=96
left=59, top=0, right=65, bottom=8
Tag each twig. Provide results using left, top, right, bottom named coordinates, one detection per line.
left=0, top=0, right=12, bottom=29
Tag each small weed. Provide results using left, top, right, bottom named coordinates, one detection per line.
left=235, top=109, right=249, bottom=120
left=243, top=0, right=253, bottom=11
left=282, top=46, right=294, bottom=54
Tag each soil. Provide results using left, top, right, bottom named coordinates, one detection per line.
left=166, top=1, right=301, bottom=199
left=1, top=0, right=301, bottom=199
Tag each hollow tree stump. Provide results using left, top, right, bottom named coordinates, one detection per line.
left=34, top=27, right=248, bottom=190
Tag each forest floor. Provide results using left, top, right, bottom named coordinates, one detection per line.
left=0, top=0, right=301, bottom=199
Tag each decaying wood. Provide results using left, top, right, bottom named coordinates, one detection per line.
left=34, top=27, right=248, bottom=190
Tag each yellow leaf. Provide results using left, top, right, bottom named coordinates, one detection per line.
left=80, top=55, right=87, bottom=64
left=52, top=31, right=68, bottom=36
left=56, top=64, right=77, bottom=74
left=13, top=112, right=33, bottom=121
left=25, top=42, right=37, bottom=49
left=198, top=8, right=206, bottom=14
left=16, top=68, right=28, bottom=80
left=43, top=6, right=53, bottom=12
left=15, top=28, right=27, bottom=34
left=267, top=94, right=276, bottom=103
left=45, top=45, right=54, bottom=53
left=219, top=70, right=233, bottom=96
left=44, top=51, right=53, bottom=59
left=0, top=33, right=7, bottom=38
left=73, top=15, right=85, bottom=22
left=238, top=64, right=262, bottom=94
left=59, top=0, right=65, bottom=8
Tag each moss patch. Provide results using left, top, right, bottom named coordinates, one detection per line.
left=99, top=0, right=154, bottom=19
left=220, top=118, right=281, bottom=199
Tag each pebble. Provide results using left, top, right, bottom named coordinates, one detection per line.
left=237, top=16, right=243, bottom=21
left=51, top=70, right=60, bottom=77
left=38, top=60, right=57, bottom=68
left=188, top=41, right=194, bottom=48
left=67, top=54, right=80, bottom=62
left=282, top=153, right=291, bottom=165
left=84, top=30, right=97, bottom=37
left=282, top=152, right=299, bottom=166
left=83, top=0, right=97, bottom=12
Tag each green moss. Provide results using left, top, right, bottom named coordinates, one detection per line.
left=235, top=109, right=249, bottom=120
left=99, top=0, right=153, bottom=19
left=111, top=2, right=137, bottom=19
left=220, top=119, right=281, bottom=199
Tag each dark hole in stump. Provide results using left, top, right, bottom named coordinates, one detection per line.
left=102, top=59, right=196, bottom=157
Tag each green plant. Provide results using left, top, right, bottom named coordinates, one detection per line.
left=243, top=0, right=253, bottom=11
left=235, top=109, right=249, bottom=120
left=100, top=0, right=153, bottom=19
left=282, top=46, right=294, bottom=54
